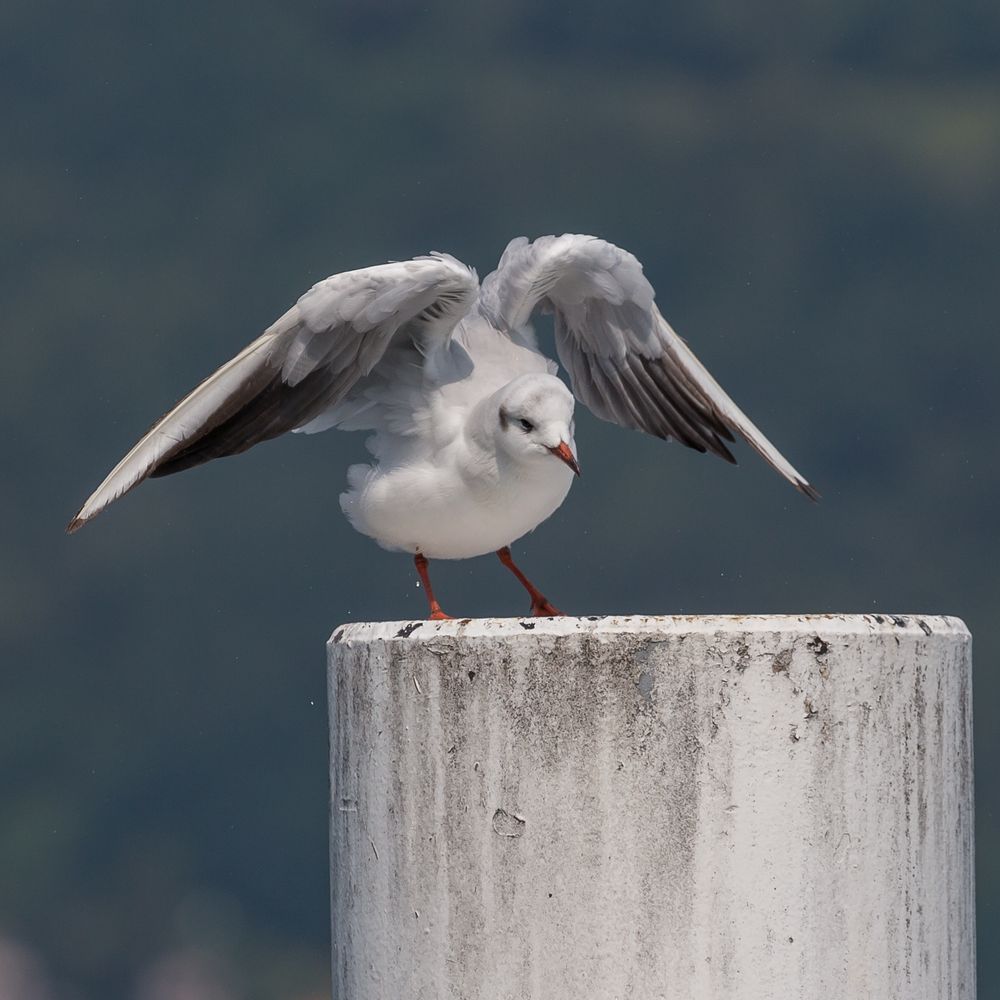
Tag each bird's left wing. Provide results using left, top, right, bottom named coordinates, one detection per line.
left=68, top=254, right=478, bottom=531
left=480, top=234, right=818, bottom=499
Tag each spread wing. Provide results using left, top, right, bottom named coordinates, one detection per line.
left=480, top=234, right=818, bottom=500
left=68, top=253, right=478, bottom=532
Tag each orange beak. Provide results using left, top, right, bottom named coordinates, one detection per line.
left=547, top=441, right=581, bottom=476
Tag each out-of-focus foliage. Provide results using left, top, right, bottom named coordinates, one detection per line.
left=2, top=1, right=998, bottom=996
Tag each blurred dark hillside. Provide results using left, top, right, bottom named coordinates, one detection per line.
left=2, top=2, right=998, bottom=997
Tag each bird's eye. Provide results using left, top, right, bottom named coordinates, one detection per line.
left=518, top=418, right=534, bottom=433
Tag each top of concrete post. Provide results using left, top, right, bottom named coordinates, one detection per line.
left=330, top=612, right=969, bottom=646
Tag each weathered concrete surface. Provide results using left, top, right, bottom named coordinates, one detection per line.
left=328, top=615, right=975, bottom=1000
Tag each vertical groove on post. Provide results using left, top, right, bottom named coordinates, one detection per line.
left=328, top=614, right=975, bottom=1000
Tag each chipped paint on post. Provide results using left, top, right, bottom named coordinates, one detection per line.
left=327, top=614, right=975, bottom=1000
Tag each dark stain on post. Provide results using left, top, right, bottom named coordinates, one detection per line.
left=735, top=640, right=751, bottom=673
left=772, top=649, right=793, bottom=674
left=492, top=808, right=526, bottom=838
left=636, top=671, right=654, bottom=702
left=395, top=622, right=423, bottom=638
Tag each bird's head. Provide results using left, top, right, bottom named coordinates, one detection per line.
left=494, top=374, right=580, bottom=476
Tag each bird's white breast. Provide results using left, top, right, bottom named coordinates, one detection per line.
left=340, top=450, right=575, bottom=560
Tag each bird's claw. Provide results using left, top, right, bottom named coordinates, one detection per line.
left=530, top=599, right=565, bottom=617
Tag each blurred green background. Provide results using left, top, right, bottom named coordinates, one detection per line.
left=3, top=1, right=997, bottom=996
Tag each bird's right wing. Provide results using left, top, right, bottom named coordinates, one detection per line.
left=68, top=253, right=478, bottom=532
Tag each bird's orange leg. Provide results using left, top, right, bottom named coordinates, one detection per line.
left=414, top=553, right=453, bottom=620
left=496, top=546, right=565, bottom=617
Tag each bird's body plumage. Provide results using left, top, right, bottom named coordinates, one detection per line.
left=69, top=234, right=816, bottom=612
left=332, top=309, right=575, bottom=559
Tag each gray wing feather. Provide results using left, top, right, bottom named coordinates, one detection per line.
left=68, top=254, right=478, bottom=532
left=481, top=234, right=817, bottom=499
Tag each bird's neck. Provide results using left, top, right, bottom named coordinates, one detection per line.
left=463, top=386, right=506, bottom=455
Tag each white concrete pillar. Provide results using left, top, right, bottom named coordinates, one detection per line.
left=327, top=615, right=975, bottom=1000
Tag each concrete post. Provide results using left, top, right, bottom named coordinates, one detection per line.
left=327, top=615, right=975, bottom=1000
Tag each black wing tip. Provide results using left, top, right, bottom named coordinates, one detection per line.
left=715, top=439, right=738, bottom=465
left=796, top=480, right=821, bottom=503
left=66, top=514, right=86, bottom=534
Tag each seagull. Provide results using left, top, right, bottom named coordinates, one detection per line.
left=68, top=234, right=817, bottom=619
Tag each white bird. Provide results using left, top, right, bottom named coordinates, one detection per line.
left=68, top=234, right=817, bottom=618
